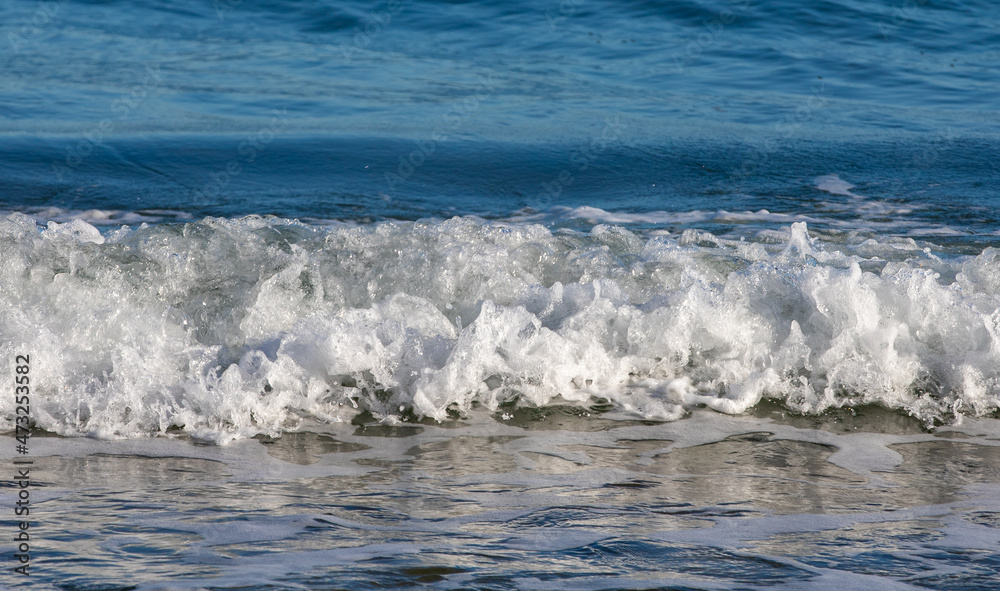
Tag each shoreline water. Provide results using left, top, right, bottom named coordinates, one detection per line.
left=4, top=408, right=1000, bottom=589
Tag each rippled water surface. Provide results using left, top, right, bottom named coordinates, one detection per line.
left=12, top=411, right=1000, bottom=590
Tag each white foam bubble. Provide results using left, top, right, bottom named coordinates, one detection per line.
left=3, top=214, right=1000, bottom=440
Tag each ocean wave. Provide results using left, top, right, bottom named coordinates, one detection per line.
left=2, top=213, right=999, bottom=441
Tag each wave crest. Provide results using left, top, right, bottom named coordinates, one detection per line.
left=2, top=215, right=999, bottom=441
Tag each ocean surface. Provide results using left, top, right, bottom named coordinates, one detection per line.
left=1, top=0, right=999, bottom=589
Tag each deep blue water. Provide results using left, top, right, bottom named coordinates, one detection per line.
left=1, top=0, right=997, bottom=230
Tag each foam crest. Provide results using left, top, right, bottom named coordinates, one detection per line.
left=2, top=214, right=999, bottom=441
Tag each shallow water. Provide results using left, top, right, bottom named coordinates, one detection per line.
left=6, top=410, right=1000, bottom=590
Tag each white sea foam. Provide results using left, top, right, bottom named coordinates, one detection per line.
left=814, top=173, right=862, bottom=198
left=2, top=213, right=1000, bottom=440
left=512, top=204, right=965, bottom=237
left=3, top=206, right=196, bottom=226
left=510, top=205, right=822, bottom=227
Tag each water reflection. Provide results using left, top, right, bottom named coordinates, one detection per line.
left=21, top=425, right=1000, bottom=590
left=885, top=440, right=1000, bottom=505
left=260, top=432, right=369, bottom=465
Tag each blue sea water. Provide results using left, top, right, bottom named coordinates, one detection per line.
left=2, top=0, right=1000, bottom=589
left=1, top=0, right=997, bottom=228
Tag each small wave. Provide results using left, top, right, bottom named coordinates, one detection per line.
left=4, top=206, right=196, bottom=226
left=2, top=213, right=999, bottom=441
left=511, top=206, right=822, bottom=227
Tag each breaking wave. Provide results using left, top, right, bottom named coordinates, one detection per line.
left=2, top=212, right=999, bottom=441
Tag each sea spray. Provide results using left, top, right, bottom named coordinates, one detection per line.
left=2, top=214, right=999, bottom=441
